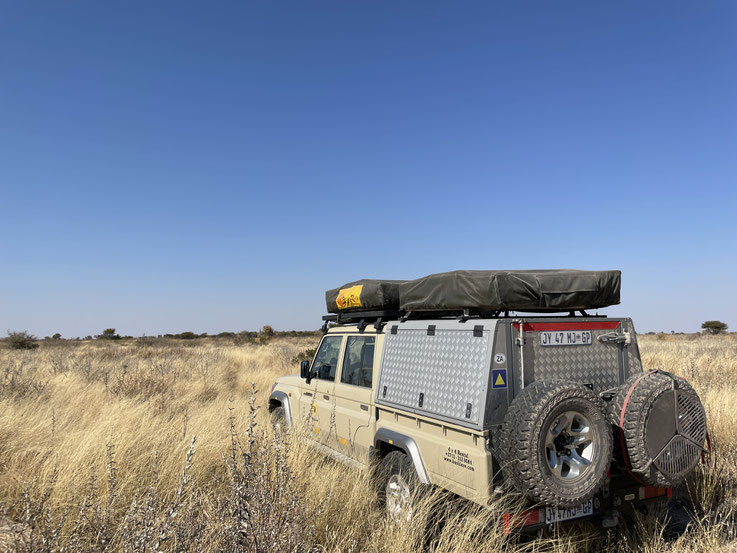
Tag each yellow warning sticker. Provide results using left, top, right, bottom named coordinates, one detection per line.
left=336, top=285, right=363, bottom=310
left=492, top=368, right=507, bottom=389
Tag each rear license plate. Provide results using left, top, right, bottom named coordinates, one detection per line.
left=540, top=330, right=593, bottom=347
left=544, top=499, right=594, bottom=524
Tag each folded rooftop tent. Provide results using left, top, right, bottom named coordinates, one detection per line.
left=399, top=270, right=621, bottom=313
left=325, top=270, right=620, bottom=315
left=325, top=279, right=406, bottom=314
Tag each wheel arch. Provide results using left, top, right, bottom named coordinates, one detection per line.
left=268, top=390, right=293, bottom=428
left=373, top=428, right=430, bottom=484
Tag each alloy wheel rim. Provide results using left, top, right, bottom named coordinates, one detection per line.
left=386, top=474, right=413, bottom=523
left=544, top=410, right=597, bottom=481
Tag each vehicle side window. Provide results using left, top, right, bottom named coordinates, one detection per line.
left=312, top=336, right=343, bottom=381
left=340, top=336, right=375, bottom=388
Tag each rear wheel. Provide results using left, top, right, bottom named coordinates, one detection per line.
left=377, top=451, right=422, bottom=524
left=498, top=380, right=612, bottom=507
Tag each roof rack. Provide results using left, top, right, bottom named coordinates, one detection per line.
left=321, top=309, right=606, bottom=333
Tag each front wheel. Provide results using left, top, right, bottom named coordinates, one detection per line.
left=270, top=406, right=286, bottom=433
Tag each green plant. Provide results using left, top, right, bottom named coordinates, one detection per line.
left=702, top=320, right=729, bottom=335
left=6, top=330, right=39, bottom=350
left=291, top=348, right=316, bottom=365
left=257, top=325, right=275, bottom=345
left=97, top=328, right=121, bottom=340
left=233, top=331, right=257, bottom=346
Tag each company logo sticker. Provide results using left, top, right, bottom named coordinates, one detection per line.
left=492, top=368, right=507, bottom=389
left=336, top=285, right=363, bottom=309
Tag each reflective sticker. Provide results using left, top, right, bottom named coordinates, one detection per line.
left=492, top=368, right=507, bottom=389
left=336, top=285, right=363, bottom=309
left=494, top=353, right=506, bottom=364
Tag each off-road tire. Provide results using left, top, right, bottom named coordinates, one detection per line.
left=270, top=406, right=286, bottom=433
left=377, top=451, right=422, bottom=523
left=609, top=371, right=706, bottom=487
left=497, top=380, right=613, bottom=508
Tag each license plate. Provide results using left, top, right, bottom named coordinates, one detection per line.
left=544, top=499, right=594, bottom=524
left=540, top=330, right=593, bottom=347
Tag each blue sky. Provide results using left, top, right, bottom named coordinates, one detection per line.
left=1, top=1, right=735, bottom=337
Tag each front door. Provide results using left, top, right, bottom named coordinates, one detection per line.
left=333, top=335, right=375, bottom=461
left=299, top=334, right=344, bottom=440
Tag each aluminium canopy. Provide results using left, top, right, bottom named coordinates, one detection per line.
left=326, top=270, right=620, bottom=314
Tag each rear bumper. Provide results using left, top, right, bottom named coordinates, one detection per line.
left=502, top=482, right=671, bottom=534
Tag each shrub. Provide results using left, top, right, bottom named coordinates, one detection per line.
left=291, top=348, right=316, bottom=365
left=258, top=325, right=275, bottom=345
left=233, top=331, right=257, bottom=346
left=6, top=330, right=39, bottom=350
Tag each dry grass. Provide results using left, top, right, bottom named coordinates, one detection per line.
left=0, top=334, right=734, bottom=552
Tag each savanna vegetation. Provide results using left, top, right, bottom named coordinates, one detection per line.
left=0, top=333, right=735, bottom=552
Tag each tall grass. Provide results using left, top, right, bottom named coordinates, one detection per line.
left=0, top=335, right=734, bottom=552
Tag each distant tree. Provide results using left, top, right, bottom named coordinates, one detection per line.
left=52, top=333, right=62, bottom=340
left=258, top=325, right=275, bottom=344
left=97, top=328, right=121, bottom=340
left=701, top=320, right=728, bottom=335
left=6, top=330, right=39, bottom=350
left=178, top=331, right=197, bottom=340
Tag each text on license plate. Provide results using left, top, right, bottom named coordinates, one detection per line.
left=544, top=499, right=594, bottom=524
left=540, top=330, right=592, bottom=347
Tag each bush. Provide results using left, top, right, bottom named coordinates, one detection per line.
left=233, top=331, right=257, bottom=346
left=6, top=330, right=39, bottom=350
left=291, top=348, right=316, bottom=365
left=257, top=325, right=275, bottom=345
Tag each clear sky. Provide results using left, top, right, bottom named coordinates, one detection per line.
left=1, top=1, right=735, bottom=337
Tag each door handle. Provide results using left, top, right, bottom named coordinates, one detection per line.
left=303, top=392, right=312, bottom=397
left=360, top=404, right=369, bottom=411
left=323, top=394, right=330, bottom=400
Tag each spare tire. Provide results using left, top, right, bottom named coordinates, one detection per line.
left=497, top=380, right=613, bottom=508
left=609, top=371, right=706, bottom=487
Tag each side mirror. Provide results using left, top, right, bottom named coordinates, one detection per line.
left=300, top=360, right=311, bottom=383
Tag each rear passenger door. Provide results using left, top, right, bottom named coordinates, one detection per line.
left=333, top=335, right=375, bottom=462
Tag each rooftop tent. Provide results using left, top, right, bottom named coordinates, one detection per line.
left=325, top=280, right=407, bottom=314
left=398, top=270, right=621, bottom=313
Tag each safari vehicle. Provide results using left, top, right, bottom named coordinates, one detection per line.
left=269, top=270, right=707, bottom=532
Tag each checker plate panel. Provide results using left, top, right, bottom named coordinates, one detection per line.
left=376, top=329, right=492, bottom=427
left=519, top=320, right=639, bottom=392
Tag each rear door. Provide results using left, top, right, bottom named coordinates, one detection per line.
left=509, top=318, right=641, bottom=395
left=333, top=335, right=375, bottom=461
